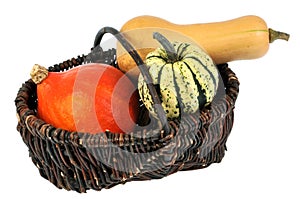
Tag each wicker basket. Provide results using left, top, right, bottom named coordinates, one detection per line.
left=15, top=27, right=239, bottom=193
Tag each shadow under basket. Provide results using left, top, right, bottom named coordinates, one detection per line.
left=15, top=27, right=240, bottom=193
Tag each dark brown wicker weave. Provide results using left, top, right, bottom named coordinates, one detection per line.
left=15, top=27, right=239, bottom=193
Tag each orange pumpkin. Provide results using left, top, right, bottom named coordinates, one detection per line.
left=31, top=63, right=139, bottom=134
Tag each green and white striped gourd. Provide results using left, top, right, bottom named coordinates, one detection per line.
left=138, top=32, right=219, bottom=119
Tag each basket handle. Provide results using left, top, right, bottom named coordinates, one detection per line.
left=93, top=27, right=170, bottom=135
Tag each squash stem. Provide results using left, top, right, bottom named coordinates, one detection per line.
left=269, top=28, right=290, bottom=43
left=30, top=64, right=49, bottom=84
left=153, top=32, right=178, bottom=62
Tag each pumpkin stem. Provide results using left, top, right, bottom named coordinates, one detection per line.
left=30, top=64, right=49, bottom=84
left=269, top=28, right=290, bottom=43
left=153, top=32, right=178, bottom=62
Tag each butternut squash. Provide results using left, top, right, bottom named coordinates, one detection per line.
left=117, top=15, right=289, bottom=78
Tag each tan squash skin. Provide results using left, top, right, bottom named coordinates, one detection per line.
left=116, top=15, right=287, bottom=79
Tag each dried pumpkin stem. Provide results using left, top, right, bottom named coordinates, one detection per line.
left=153, top=32, right=178, bottom=62
left=269, top=28, right=290, bottom=43
left=30, top=64, right=49, bottom=84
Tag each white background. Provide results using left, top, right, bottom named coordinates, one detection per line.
left=1, top=0, right=299, bottom=198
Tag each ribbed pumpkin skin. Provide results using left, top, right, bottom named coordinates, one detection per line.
left=138, top=42, right=219, bottom=119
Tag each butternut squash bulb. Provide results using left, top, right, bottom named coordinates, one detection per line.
left=138, top=32, right=219, bottom=119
